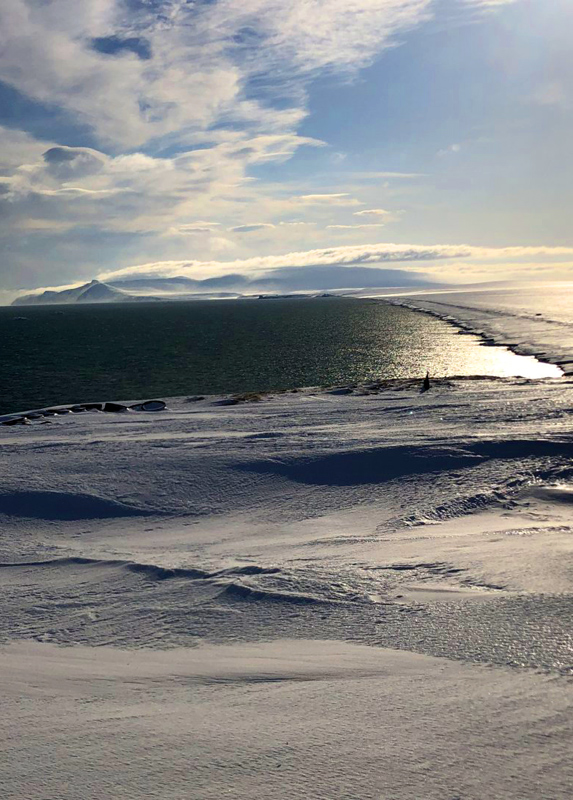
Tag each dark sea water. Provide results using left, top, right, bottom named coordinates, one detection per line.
left=0, top=298, right=557, bottom=415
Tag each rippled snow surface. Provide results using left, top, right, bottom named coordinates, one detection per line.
left=2, top=377, right=573, bottom=673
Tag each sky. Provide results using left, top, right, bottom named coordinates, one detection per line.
left=1, top=0, right=572, bottom=302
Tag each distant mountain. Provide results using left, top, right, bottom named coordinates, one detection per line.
left=13, top=280, right=129, bottom=306
left=13, top=266, right=436, bottom=306
left=108, top=274, right=250, bottom=295
left=111, top=266, right=433, bottom=295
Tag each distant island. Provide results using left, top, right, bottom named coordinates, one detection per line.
left=13, top=280, right=132, bottom=306
left=13, top=280, right=324, bottom=306
left=12, top=267, right=434, bottom=306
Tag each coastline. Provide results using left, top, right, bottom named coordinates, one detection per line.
left=384, top=294, right=571, bottom=375
left=0, top=296, right=560, bottom=416
left=0, top=371, right=561, bottom=424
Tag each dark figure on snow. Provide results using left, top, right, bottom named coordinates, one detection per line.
left=421, top=371, right=430, bottom=393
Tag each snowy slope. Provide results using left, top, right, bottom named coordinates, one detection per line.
left=1, top=341, right=573, bottom=795
left=2, top=379, right=573, bottom=660
left=2, top=639, right=572, bottom=800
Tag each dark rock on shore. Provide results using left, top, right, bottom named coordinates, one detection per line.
left=103, top=402, right=128, bottom=413
left=2, top=398, right=166, bottom=425
left=70, top=404, right=103, bottom=413
left=129, top=400, right=166, bottom=412
left=141, top=400, right=166, bottom=412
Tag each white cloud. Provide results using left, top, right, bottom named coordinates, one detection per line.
left=327, top=224, right=386, bottom=229
left=351, top=208, right=403, bottom=224
left=168, top=224, right=219, bottom=236
left=230, top=223, right=276, bottom=233
left=42, top=146, right=109, bottom=179
left=354, top=208, right=393, bottom=218
left=96, top=242, right=573, bottom=283
left=0, top=0, right=439, bottom=150
left=278, top=221, right=315, bottom=226
left=0, top=0, right=532, bottom=291
left=0, top=1, right=243, bottom=148
left=531, top=82, right=569, bottom=109
left=299, top=193, right=361, bottom=205
left=0, top=135, right=322, bottom=235
left=437, top=143, right=462, bottom=157
left=212, top=0, right=434, bottom=74
left=462, top=0, right=516, bottom=7
left=0, top=126, right=51, bottom=171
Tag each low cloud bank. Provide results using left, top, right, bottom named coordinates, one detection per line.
left=16, top=242, right=573, bottom=302
left=111, top=265, right=434, bottom=294
left=97, top=242, right=573, bottom=283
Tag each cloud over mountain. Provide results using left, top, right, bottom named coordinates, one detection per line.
left=96, top=242, right=573, bottom=283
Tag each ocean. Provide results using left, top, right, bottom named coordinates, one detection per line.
left=0, top=296, right=558, bottom=415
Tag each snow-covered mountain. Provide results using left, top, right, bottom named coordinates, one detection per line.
left=13, top=279, right=129, bottom=306
left=12, top=266, right=436, bottom=305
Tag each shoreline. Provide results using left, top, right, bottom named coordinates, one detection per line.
left=384, top=296, right=570, bottom=376
left=1, top=295, right=562, bottom=417
left=0, top=372, right=563, bottom=423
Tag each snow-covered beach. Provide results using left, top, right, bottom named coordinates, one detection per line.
left=2, top=293, right=573, bottom=799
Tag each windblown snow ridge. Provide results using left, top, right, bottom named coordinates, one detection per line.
left=0, top=556, right=210, bottom=579
left=400, top=478, right=573, bottom=527
left=239, top=438, right=573, bottom=486
left=0, top=556, right=348, bottom=606
left=217, top=581, right=339, bottom=605
left=0, top=557, right=280, bottom=581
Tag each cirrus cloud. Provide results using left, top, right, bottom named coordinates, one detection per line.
left=0, top=0, right=443, bottom=150
left=326, top=224, right=386, bottom=229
